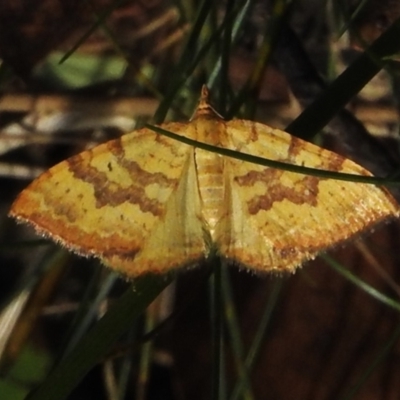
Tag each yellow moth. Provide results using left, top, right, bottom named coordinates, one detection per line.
left=10, top=87, right=399, bottom=276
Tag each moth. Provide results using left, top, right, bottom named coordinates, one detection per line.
left=10, top=87, right=399, bottom=276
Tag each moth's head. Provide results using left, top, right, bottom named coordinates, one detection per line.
left=191, top=85, right=224, bottom=121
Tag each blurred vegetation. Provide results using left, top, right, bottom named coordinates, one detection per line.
left=0, top=1, right=400, bottom=399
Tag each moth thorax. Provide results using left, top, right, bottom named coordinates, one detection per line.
left=194, top=147, right=224, bottom=235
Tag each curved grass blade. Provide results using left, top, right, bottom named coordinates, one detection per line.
left=149, top=125, right=400, bottom=186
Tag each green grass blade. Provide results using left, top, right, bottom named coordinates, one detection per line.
left=340, top=321, right=400, bottom=400
left=323, top=255, right=400, bottom=312
left=230, top=280, right=283, bottom=400
left=26, top=275, right=173, bottom=400
left=221, top=268, right=254, bottom=400
left=286, top=17, right=400, bottom=140
left=209, top=255, right=224, bottom=400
